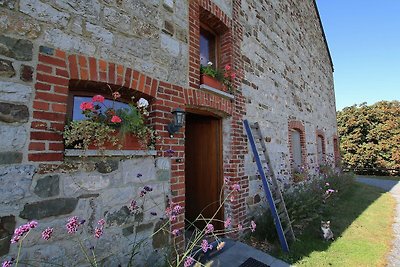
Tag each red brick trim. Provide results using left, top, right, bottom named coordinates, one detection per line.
left=184, top=88, right=232, bottom=115
left=288, top=120, right=307, bottom=171
left=316, top=128, right=326, bottom=164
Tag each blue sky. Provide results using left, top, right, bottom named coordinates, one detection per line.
left=316, top=0, right=400, bottom=110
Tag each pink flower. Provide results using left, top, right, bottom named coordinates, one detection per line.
left=238, top=224, right=243, bottom=231
left=224, top=64, right=231, bottom=71
left=224, top=217, right=231, bottom=228
left=94, top=227, right=103, bottom=238
left=92, top=95, right=105, bottom=103
left=130, top=200, right=138, bottom=211
left=230, top=72, right=236, bottom=79
left=11, top=221, right=38, bottom=243
left=2, top=260, right=13, bottom=267
left=98, top=219, right=106, bottom=227
left=184, top=257, right=194, bottom=267
left=201, top=239, right=213, bottom=253
left=172, top=229, right=181, bottom=236
left=111, top=115, right=122, bottom=123
left=80, top=102, right=94, bottom=111
left=232, top=184, right=240, bottom=191
left=41, top=227, right=53, bottom=240
left=224, top=177, right=229, bottom=185
left=112, top=92, right=121, bottom=99
left=325, top=182, right=330, bottom=186
left=66, top=216, right=80, bottom=234
left=205, top=223, right=214, bottom=234
left=250, top=220, right=256, bottom=232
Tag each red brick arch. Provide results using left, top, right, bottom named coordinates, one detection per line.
left=288, top=120, right=307, bottom=170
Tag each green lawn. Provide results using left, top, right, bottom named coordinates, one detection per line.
left=275, top=183, right=396, bottom=266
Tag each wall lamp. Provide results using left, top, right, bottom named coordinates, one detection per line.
left=167, top=108, right=186, bottom=137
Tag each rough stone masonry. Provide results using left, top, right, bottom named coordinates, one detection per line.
left=0, top=0, right=337, bottom=265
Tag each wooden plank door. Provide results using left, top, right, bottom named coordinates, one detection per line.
left=185, top=113, right=223, bottom=230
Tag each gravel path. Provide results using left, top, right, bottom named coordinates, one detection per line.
left=356, top=176, right=400, bottom=267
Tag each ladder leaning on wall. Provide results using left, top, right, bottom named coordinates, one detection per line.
left=243, top=119, right=295, bottom=253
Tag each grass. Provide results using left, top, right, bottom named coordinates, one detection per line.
left=274, top=183, right=396, bottom=266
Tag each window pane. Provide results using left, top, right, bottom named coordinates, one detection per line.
left=72, top=96, right=130, bottom=120
left=291, top=130, right=302, bottom=168
left=200, top=29, right=216, bottom=66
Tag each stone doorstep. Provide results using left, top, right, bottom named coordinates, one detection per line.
left=192, top=238, right=290, bottom=267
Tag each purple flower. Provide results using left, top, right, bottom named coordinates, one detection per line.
left=201, top=239, right=213, bottom=253
left=224, top=217, right=231, bottom=228
left=205, top=224, right=214, bottom=234
left=2, top=260, right=13, bottom=267
left=41, top=227, right=53, bottom=240
left=11, top=221, right=38, bottom=243
left=232, top=184, right=240, bottom=191
left=184, top=257, right=194, bottom=267
left=140, top=190, right=147, bottom=197
left=144, top=186, right=153, bottom=192
left=98, top=219, right=106, bottom=227
left=94, top=227, right=103, bottom=239
left=250, top=220, right=257, bottom=232
left=130, top=200, right=138, bottom=211
left=137, top=173, right=142, bottom=178
left=172, top=229, right=181, bottom=236
left=66, top=216, right=80, bottom=234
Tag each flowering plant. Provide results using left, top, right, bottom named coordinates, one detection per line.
left=64, top=91, right=156, bottom=150
left=200, top=62, right=236, bottom=92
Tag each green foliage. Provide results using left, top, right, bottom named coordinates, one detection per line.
left=252, top=171, right=355, bottom=243
left=200, top=65, right=224, bottom=81
left=337, top=101, right=400, bottom=175
left=63, top=120, right=119, bottom=149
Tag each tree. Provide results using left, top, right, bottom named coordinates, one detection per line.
left=337, top=101, right=400, bottom=175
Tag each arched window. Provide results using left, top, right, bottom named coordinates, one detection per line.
left=288, top=120, right=307, bottom=175
left=291, top=129, right=303, bottom=168
left=316, top=130, right=326, bottom=165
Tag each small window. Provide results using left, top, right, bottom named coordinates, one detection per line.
left=317, top=135, right=325, bottom=164
left=200, top=27, right=217, bottom=66
left=333, top=137, right=340, bottom=165
left=291, top=129, right=303, bottom=168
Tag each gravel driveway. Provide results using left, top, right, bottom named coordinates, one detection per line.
left=356, top=176, right=400, bottom=267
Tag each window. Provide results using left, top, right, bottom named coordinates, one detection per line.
left=291, top=129, right=303, bottom=168
left=200, top=27, right=217, bottom=66
left=317, top=135, right=325, bottom=164
left=333, top=136, right=340, bottom=165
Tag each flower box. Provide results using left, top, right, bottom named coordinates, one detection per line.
left=88, top=132, right=147, bottom=150
left=200, top=74, right=225, bottom=91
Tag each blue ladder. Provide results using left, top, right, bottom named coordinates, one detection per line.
left=243, top=120, right=295, bottom=252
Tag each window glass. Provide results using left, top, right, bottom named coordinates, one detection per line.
left=72, top=96, right=130, bottom=121
left=291, top=130, right=302, bottom=168
left=200, top=28, right=216, bottom=66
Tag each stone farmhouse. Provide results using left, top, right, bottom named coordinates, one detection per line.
left=0, top=0, right=339, bottom=265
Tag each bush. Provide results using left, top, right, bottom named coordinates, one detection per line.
left=252, top=169, right=355, bottom=243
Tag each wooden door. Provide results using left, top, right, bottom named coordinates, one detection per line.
left=185, top=113, right=223, bottom=230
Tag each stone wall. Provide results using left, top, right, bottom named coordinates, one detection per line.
left=241, top=0, right=337, bottom=211
left=0, top=156, right=171, bottom=265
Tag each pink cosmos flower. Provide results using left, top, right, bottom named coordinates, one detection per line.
left=230, top=73, right=236, bottom=79
left=41, top=227, right=53, bottom=240
left=325, top=182, right=330, bottom=186
left=111, top=115, right=122, bottom=123
left=184, top=257, right=194, bottom=267
left=80, top=102, right=94, bottom=111
left=201, top=239, right=213, bottom=253
left=205, top=223, right=214, bottom=234
left=92, top=95, right=105, bottom=103
left=250, top=220, right=257, bottom=232
left=224, top=64, right=231, bottom=71
left=98, top=219, right=106, bottom=227
left=224, top=217, right=231, bottom=228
